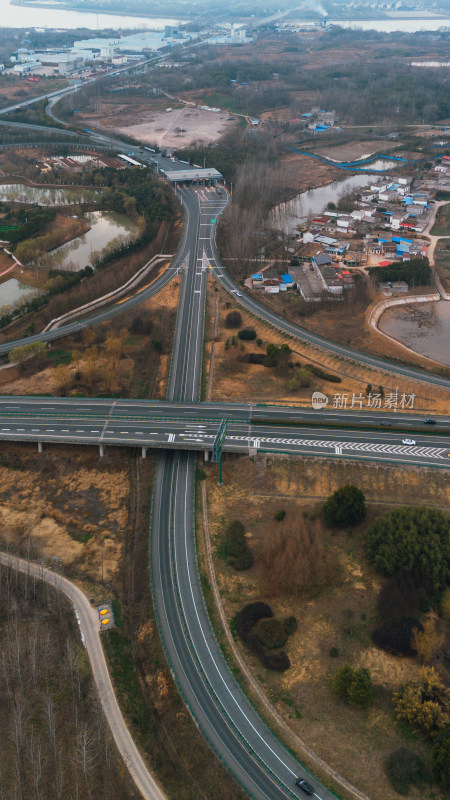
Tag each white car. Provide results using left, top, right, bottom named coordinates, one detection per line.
left=236, top=292, right=242, bottom=297
left=402, top=438, right=416, bottom=446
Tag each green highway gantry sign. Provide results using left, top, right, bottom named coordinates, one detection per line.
left=211, top=419, right=227, bottom=485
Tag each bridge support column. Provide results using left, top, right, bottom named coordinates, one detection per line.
left=141, top=446, right=147, bottom=459
left=204, top=450, right=209, bottom=462
left=99, top=444, right=104, bottom=458
left=37, top=441, right=43, bottom=454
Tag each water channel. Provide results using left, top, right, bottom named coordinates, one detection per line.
left=379, top=301, right=450, bottom=367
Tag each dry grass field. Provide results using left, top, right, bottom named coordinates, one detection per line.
left=204, top=279, right=450, bottom=414
left=200, top=455, right=450, bottom=800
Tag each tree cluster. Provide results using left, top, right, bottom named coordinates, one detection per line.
left=0, top=561, right=134, bottom=800
left=259, top=516, right=337, bottom=596
left=365, top=507, right=450, bottom=593
left=368, top=258, right=432, bottom=287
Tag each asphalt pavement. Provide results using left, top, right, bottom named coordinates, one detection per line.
left=150, top=187, right=343, bottom=800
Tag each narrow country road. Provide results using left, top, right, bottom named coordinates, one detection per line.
left=0, top=551, right=166, bottom=800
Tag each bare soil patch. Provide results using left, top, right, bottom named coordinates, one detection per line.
left=312, top=140, right=398, bottom=162
left=279, top=152, right=342, bottom=193
left=99, top=104, right=236, bottom=150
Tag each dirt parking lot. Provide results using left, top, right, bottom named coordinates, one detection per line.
left=115, top=105, right=237, bottom=149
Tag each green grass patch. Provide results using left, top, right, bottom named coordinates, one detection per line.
left=112, top=598, right=124, bottom=629
left=434, top=238, right=450, bottom=287
left=125, top=334, right=146, bottom=347
left=103, top=629, right=151, bottom=741
left=431, top=203, right=450, bottom=236
left=203, top=92, right=238, bottom=111
left=66, top=527, right=93, bottom=544
left=47, top=348, right=72, bottom=366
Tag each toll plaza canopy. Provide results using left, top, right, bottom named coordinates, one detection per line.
left=162, top=167, right=222, bottom=184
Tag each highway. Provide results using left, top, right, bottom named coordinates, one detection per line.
left=1, top=108, right=449, bottom=799
left=0, top=109, right=449, bottom=391
left=0, top=551, right=166, bottom=800
left=150, top=185, right=343, bottom=800
left=0, top=409, right=448, bottom=468
left=1, top=396, right=450, bottom=430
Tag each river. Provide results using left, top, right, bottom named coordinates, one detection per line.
left=1, top=0, right=181, bottom=28
left=379, top=301, right=450, bottom=367
left=270, top=174, right=374, bottom=234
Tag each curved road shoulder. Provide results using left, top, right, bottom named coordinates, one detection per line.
left=0, top=551, right=166, bottom=800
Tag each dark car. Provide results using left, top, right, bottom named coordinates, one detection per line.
left=424, top=418, right=436, bottom=425
left=295, top=777, right=315, bottom=795
left=380, top=420, right=392, bottom=426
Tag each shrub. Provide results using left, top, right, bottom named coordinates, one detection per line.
left=235, top=602, right=273, bottom=641
left=432, top=726, right=450, bottom=790
left=224, top=520, right=253, bottom=570
left=254, top=618, right=287, bottom=650
left=238, top=327, right=257, bottom=341
left=394, top=667, right=450, bottom=738
left=332, top=664, right=354, bottom=699
left=196, top=468, right=206, bottom=481
left=329, top=647, right=339, bottom=658
left=376, top=570, right=426, bottom=624
left=225, top=310, right=242, bottom=328
left=275, top=510, right=286, bottom=521
left=385, top=748, right=430, bottom=795
left=323, top=485, right=366, bottom=527
left=332, top=664, right=373, bottom=707
left=235, top=603, right=290, bottom=672
left=372, top=618, right=423, bottom=656
left=259, top=649, right=290, bottom=672
left=244, top=353, right=265, bottom=364
left=284, top=616, right=298, bottom=636
left=365, top=507, right=450, bottom=593
left=307, top=364, right=342, bottom=383
left=347, top=668, right=373, bottom=708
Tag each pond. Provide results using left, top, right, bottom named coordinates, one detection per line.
left=270, top=174, right=374, bottom=234
left=0, top=277, right=40, bottom=311
left=40, top=210, right=138, bottom=272
left=379, top=301, right=450, bottom=367
left=0, top=183, right=102, bottom=206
